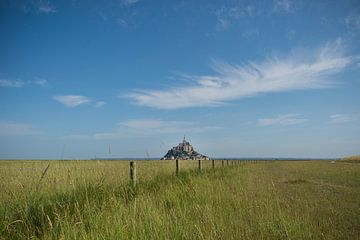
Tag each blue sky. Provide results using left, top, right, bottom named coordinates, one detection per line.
left=0, top=0, right=359, bottom=159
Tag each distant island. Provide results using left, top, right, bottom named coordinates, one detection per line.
left=161, top=137, right=209, bottom=160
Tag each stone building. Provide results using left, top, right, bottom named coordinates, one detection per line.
left=173, top=137, right=193, bottom=153
left=161, top=137, right=209, bottom=160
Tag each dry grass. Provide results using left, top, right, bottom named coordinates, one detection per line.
left=0, top=160, right=359, bottom=239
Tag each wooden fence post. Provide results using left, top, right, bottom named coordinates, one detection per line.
left=227, top=160, right=229, bottom=166
left=222, top=159, right=224, bottom=167
left=130, top=160, right=136, bottom=187
left=176, top=159, right=180, bottom=176
left=212, top=159, right=215, bottom=169
left=198, top=159, right=202, bottom=171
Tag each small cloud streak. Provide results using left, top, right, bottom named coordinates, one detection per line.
left=53, top=95, right=90, bottom=107
left=33, top=78, right=47, bottom=86
left=273, top=0, right=292, bottom=13
left=0, top=79, right=25, bottom=88
left=257, top=114, right=308, bottom=126
left=37, top=1, right=56, bottom=14
left=0, top=78, right=47, bottom=88
left=95, top=101, right=106, bottom=108
left=120, top=0, right=140, bottom=7
left=0, top=121, right=38, bottom=136
left=125, top=40, right=353, bottom=109
left=215, top=5, right=255, bottom=31
left=117, top=18, right=130, bottom=28
left=21, top=0, right=57, bottom=14
left=329, top=114, right=357, bottom=124
left=345, top=13, right=360, bottom=30
left=68, top=119, right=221, bottom=140
left=120, top=119, right=195, bottom=132
left=242, top=28, right=259, bottom=38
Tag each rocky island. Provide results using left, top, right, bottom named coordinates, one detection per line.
left=161, top=137, right=209, bottom=160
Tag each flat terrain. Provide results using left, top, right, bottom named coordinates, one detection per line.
left=0, top=160, right=359, bottom=239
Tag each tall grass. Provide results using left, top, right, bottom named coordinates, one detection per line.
left=1, top=160, right=359, bottom=239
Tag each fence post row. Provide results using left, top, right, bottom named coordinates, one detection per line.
left=129, top=158, right=267, bottom=183
left=130, top=160, right=136, bottom=187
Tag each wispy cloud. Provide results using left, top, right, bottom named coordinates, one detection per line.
left=242, top=28, right=259, bottom=38
left=257, top=114, right=308, bottom=126
left=125, top=40, right=353, bottom=109
left=345, top=13, right=360, bottom=30
left=329, top=114, right=357, bottom=124
left=215, top=18, right=230, bottom=31
left=0, top=78, right=47, bottom=88
left=0, top=121, right=38, bottom=137
left=68, top=119, right=221, bottom=140
left=95, top=101, right=106, bottom=108
left=37, top=1, right=56, bottom=14
left=120, top=0, right=140, bottom=7
left=214, top=5, right=255, bottom=31
left=21, top=0, right=57, bottom=14
left=273, top=0, right=292, bottom=13
left=53, top=95, right=90, bottom=107
left=117, top=18, right=131, bottom=28
left=0, top=79, right=25, bottom=88
left=120, top=119, right=205, bottom=133
left=33, top=77, right=47, bottom=86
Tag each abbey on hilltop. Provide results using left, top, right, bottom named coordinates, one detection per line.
left=161, top=137, right=209, bottom=160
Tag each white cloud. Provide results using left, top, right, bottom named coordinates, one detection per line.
left=345, top=13, right=360, bottom=30
left=273, top=0, right=292, bottom=13
left=22, top=0, right=57, bottom=14
left=120, top=0, right=139, bottom=6
left=215, top=18, right=230, bottom=31
left=257, top=114, right=308, bottom=126
left=125, top=40, right=353, bottom=109
left=33, top=78, right=47, bottom=86
left=214, top=5, right=255, bottom=31
left=329, top=114, right=357, bottom=124
left=37, top=1, right=56, bottom=14
left=116, top=119, right=221, bottom=136
left=95, top=101, right=106, bottom=108
left=120, top=119, right=194, bottom=132
left=0, top=78, right=47, bottom=88
left=53, top=95, right=90, bottom=107
left=242, top=28, right=259, bottom=38
left=0, top=79, right=25, bottom=88
left=117, top=18, right=129, bottom=28
left=0, top=122, right=38, bottom=136
left=68, top=119, right=221, bottom=140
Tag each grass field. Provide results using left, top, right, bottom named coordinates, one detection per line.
left=0, top=160, right=359, bottom=239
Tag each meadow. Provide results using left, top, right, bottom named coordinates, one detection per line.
left=0, top=159, right=359, bottom=239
